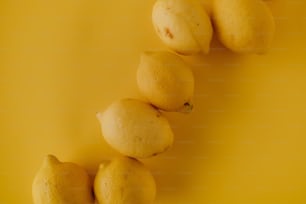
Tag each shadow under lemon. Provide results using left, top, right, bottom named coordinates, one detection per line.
left=139, top=36, right=247, bottom=203
left=63, top=35, right=246, bottom=203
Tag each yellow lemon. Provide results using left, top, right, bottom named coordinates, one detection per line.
left=97, top=98, right=173, bottom=158
left=94, top=157, right=156, bottom=204
left=152, top=0, right=213, bottom=55
left=213, top=0, right=275, bottom=54
left=32, top=155, right=94, bottom=204
left=137, top=51, right=194, bottom=112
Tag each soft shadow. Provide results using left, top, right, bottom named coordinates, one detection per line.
left=143, top=36, right=246, bottom=203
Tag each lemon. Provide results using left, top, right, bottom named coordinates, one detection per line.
left=97, top=98, right=173, bottom=158
left=32, top=155, right=94, bottom=204
left=94, top=157, right=156, bottom=204
left=152, top=0, right=213, bottom=55
left=137, top=51, right=194, bottom=112
left=213, top=0, right=275, bottom=54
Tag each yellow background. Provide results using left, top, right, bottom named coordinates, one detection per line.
left=1, top=0, right=306, bottom=203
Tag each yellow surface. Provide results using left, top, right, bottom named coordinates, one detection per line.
left=1, top=0, right=306, bottom=203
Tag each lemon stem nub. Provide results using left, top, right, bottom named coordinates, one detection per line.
left=180, top=102, right=193, bottom=113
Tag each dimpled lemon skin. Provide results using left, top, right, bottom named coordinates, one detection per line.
left=152, top=0, right=213, bottom=55
left=94, top=157, right=156, bottom=204
left=213, top=0, right=275, bottom=54
left=137, top=51, right=194, bottom=112
left=97, top=98, right=173, bottom=158
left=32, top=155, right=94, bottom=204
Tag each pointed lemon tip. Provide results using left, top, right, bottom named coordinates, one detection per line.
left=140, top=51, right=155, bottom=62
left=96, top=112, right=103, bottom=121
left=99, top=163, right=105, bottom=169
left=98, top=161, right=110, bottom=171
left=43, top=154, right=59, bottom=166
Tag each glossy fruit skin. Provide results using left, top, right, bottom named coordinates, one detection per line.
left=152, top=0, right=213, bottom=55
left=32, top=155, right=94, bottom=204
left=94, top=157, right=156, bottom=204
left=213, top=0, right=275, bottom=54
left=137, top=51, right=194, bottom=112
left=97, top=98, right=174, bottom=158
